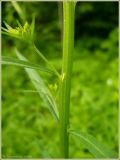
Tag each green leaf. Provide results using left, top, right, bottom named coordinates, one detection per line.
left=20, top=90, right=39, bottom=93
left=69, top=129, right=116, bottom=158
left=11, top=1, right=25, bottom=21
left=16, top=49, right=59, bottom=122
left=1, top=27, right=9, bottom=32
left=2, top=56, right=54, bottom=74
left=31, top=15, right=35, bottom=36
left=4, top=21, right=12, bottom=30
left=16, top=20, right=23, bottom=28
left=2, top=30, right=20, bottom=39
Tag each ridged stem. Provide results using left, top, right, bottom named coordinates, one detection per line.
left=59, top=1, right=75, bottom=158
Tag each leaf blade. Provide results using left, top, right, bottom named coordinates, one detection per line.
left=16, top=50, right=59, bottom=122
left=31, top=15, right=35, bottom=36
left=2, top=56, right=54, bottom=74
left=69, top=129, right=116, bottom=158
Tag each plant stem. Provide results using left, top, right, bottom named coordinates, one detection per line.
left=33, top=44, right=60, bottom=78
left=59, top=2, right=75, bottom=158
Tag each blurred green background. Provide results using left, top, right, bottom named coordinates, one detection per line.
left=2, top=1, right=118, bottom=158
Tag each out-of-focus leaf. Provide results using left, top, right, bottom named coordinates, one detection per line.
left=31, top=15, right=35, bottom=36
left=11, top=1, right=25, bottom=20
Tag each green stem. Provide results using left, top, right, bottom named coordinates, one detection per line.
left=33, top=44, right=60, bottom=78
left=59, top=2, right=75, bottom=158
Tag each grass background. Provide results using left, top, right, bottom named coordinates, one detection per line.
left=2, top=1, right=118, bottom=158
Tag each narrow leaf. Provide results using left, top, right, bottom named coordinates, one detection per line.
left=69, top=129, right=115, bottom=158
left=16, top=20, right=23, bottom=28
left=20, top=90, right=39, bottom=93
left=16, top=49, right=59, bottom=122
left=31, top=15, right=35, bottom=36
left=2, top=56, right=54, bottom=74
left=4, top=21, right=12, bottom=29
left=2, top=30, right=21, bottom=39
left=1, top=27, right=9, bottom=32
left=11, top=1, right=25, bottom=21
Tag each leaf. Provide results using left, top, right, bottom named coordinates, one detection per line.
left=11, top=1, right=25, bottom=21
left=16, top=49, right=59, bottom=122
left=2, top=56, right=54, bottom=74
left=69, top=129, right=116, bottom=158
left=31, top=15, right=35, bottom=36
left=2, top=30, right=20, bottom=39
left=16, top=20, right=23, bottom=28
left=19, top=89, right=49, bottom=95
left=4, top=21, right=12, bottom=30
left=20, top=90, right=39, bottom=93
left=1, top=27, right=9, bottom=32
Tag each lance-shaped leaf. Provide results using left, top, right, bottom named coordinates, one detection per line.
left=69, top=129, right=116, bottom=158
left=31, top=15, right=35, bottom=37
left=16, top=49, right=59, bottom=122
left=11, top=1, right=25, bottom=21
left=2, top=56, right=54, bottom=74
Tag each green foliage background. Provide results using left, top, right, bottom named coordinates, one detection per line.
left=2, top=1, right=118, bottom=158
